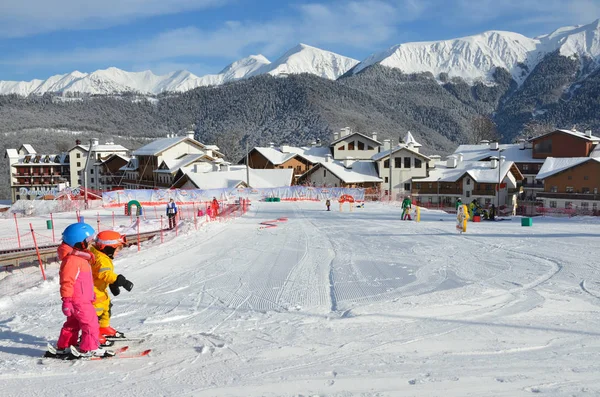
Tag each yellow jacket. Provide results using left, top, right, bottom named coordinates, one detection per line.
left=90, top=246, right=118, bottom=304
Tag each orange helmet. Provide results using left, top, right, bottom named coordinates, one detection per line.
left=95, top=230, right=126, bottom=250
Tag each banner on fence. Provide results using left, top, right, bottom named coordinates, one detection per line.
left=102, top=187, right=365, bottom=206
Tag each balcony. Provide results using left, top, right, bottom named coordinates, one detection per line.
left=537, top=192, right=600, bottom=201
left=471, top=190, right=495, bottom=196
left=412, top=188, right=463, bottom=195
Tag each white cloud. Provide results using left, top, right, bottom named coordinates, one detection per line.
left=0, top=0, right=226, bottom=38
left=4, top=0, right=417, bottom=68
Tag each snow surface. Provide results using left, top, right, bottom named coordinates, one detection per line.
left=2, top=201, right=600, bottom=396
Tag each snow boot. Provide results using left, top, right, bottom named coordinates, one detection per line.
left=100, top=326, right=125, bottom=339
left=99, top=334, right=115, bottom=347
left=71, top=346, right=115, bottom=359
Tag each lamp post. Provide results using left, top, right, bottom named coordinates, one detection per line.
left=388, top=139, right=393, bottom=202
left=497, top=148, right=505, bottom=210
left=437, top=177, right=441, bottom=210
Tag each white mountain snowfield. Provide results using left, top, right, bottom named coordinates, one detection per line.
left=1, top=201, right=600, bottom=396
left=352, top=18, right=600, bottom=84
left=2, top=19, right=598, bottom=96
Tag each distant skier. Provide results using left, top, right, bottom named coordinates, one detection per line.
left=401, top=196, right=412, bottom=220
left=212, top=197, right=220, bottom=216
left=326, top=199, right=331, bottom=211
left=166, top=198, right=177, bottom=229
left=90, top=230, right=134, bottom=341
left=455, top=198, right=462, bottom=210
left=489, top=204, right=496, bottom=221
left=53, top=223, right=113, bottom=358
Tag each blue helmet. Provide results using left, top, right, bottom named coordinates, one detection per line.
left=62, top=223, right=96, bottom=248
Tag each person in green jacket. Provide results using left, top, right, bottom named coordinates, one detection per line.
left=401, top=197, right=412, bottom=220
left=455, top=198, right=462, bottom=210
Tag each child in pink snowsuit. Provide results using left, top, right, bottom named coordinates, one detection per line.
left=56, top=235, right=100, bottom=352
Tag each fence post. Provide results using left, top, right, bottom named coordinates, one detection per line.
left=13, top=213, right=21, bottom=248
left=137, top=216, right=141, bottom=252
left=30, top=223, right=46, bottom=281
left=175, top=213, right=179, bottom=236
left=194, top=207, right=198, bottom=231
left=154, top=206, right=158, bottom=220
left=50, top=213, right=56, bottom=243
left=160, top=216, right=164, bottom=244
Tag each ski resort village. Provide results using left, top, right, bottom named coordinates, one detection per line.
left=2, top=7, right=600, bottom=397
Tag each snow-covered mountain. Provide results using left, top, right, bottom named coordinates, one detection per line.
left=0, top=46, right=356, bottom=96
left=351, top=18, right=600, bottom=85
left=249, top=43, right=359, bottom=80
left=1, top=19, right=599, bottom=96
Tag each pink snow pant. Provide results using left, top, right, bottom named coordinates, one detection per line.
left=57, top=300, right=99, bottom=351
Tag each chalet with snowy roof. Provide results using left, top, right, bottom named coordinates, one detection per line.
left=172, top=166, right=293, bottom=190
left=245, top=143, right=331, bottom=183
left=372, top=132, right=430, bottom=198
left=93, top=154, right=130, bottom=191
left=4, top=146, right=70, bottom=202
left=530, top=128, right=600, bottom=159
left=330, top=127, right=381, bottom=160
left=298, top=155, right=382, bottom=188
left=412, top=152, right=524, bottom=211
left=124, top=131, right=225, bottom=189
left=68, top=139, right=129, bottom=188
left=534, top=157, right=600, bottom=211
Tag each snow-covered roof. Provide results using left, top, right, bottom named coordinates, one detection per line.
left=119, top=158, right=139, bottom=171
left=10, top=153, right=69, bottom=165
left=330, top=131, right=381, bottom=146
left=313, top=160, right=382, bottom=184
left=372, top=144, right=430, bottom=161
left=402, top=131, right=422, bottom=147
left=132, top=136, right=204, bottom=156
left=282, top=146, right=331, bottom=163
left=415, top=159, right=518, bottom=183
left=183, top=167, right=293, bottom=189
left=536, top=157, right=600, bottom=180
left=20, top=144, right=36, bottom=154
left=5, top=149, right=18, bottom=158
left=453, top=143, right=545, bottom=163
left=154, top=154, right=214, bottom=174
left=100, top=154, right=130, bottom=164
left=253, top=147, right=295, bottom=165
left=531, top=129, right=600, bottom=142
left=73, top=143, right=129, bottom=153
left=590, top=144, right=600, bottom=158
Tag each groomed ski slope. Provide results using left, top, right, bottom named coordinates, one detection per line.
left=1, top=201, right=600, bottom=396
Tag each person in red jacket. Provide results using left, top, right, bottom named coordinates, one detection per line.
left=212, top=197, right=220, bottom=216
left=54, top=223, right=113, bottom=358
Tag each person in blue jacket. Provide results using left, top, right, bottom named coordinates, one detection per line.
left=166, top=198, right=178, bottom=229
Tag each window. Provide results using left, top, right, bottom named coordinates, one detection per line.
left=384, top=159, right=389, bottom=169
left=394, top=158, right=402, bottom=168
left=466, top=191, right=471, bottom=198
left=76, top=153, right=81, bottom=158
left=486, top=184, right=492, bottom=191
left=404, top=183, right=411, bottom=191
left=348, top=141, right=355, bottom=150
left=77, top=162, right=81, bottom=167
left=91, top=178, right=94, bottom=183
left=522, top=164, right=529, bottom=171
left=323, top=169, right=327, bottom=177
left=367, top=146, right=374, bottom=150
left=593, top=203, right=598, bottom=210
left=568, top=175, right=572, bottom=180
left=339, top=145, right=345, bottom=150
left=90, top=169, right=94, bottom=174
left=404, top=157, right=411, bottom=168
left=428, top=197, right=433, bottom=203
left=550, top=201, right=557, bottom=208
left=565, top=201, right=573, bottom=209
left=582, top=187, right=590, bottom=194
left=550, top=186, right=558, bottom=193
left=428, top=183, right=432, bottom=189
left=466, top=178, right=471, bottom=185
left=584, top=175, right=589, bottom=180
left=581, top=202, right=589, bottom=209
left=358, top=141, right=365, bottom=150
left=415, top=158, right=422, bottom=168
left=566, top=186, right=574, bottom=193
left=288, top=166, right=293, bottom=169
left=384, top=177, right=389, bottom=183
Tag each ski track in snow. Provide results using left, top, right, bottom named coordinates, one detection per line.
left=1, top=201, right=600, bottom=396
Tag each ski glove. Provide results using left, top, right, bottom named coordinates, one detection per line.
left=62, top=298, right=74, bottom=317
left=116, top=274, right=134, bottom=292
left=109, top=282, right=121, bottom=297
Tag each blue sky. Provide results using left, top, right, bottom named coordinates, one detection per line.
left=1, top=0, right=599, bottom=81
